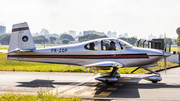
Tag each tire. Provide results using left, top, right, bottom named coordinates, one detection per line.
left=106, top=83, right=114, bottom=85
left=152, top=81, right=158, bottom=83
left=116, top=76, right=120, bottom=78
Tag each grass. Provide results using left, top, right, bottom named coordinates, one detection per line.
left=0, top=53, right=86, bottom=72
left=0, top=93, right=81, bottom=101
left=0, top=53, right=178, bottom=74
left=170, top=47, right=179, bottom=52
left=0, top=45, right=9, bottom=50
left=139, top=46, right=179, bottom=52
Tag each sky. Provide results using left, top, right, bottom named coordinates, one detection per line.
left=0, top=0, right=180, bottom=39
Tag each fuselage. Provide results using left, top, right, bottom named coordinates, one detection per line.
left=7, top=38, right=164, bottom=67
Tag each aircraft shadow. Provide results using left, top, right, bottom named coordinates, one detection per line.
left=92, top=77, right=142, bottom=98
left=16, top=79, right=73, bottom=88
left=16, top=77, right=180, bottom=98
left=92, top=77, right=180, bottom=98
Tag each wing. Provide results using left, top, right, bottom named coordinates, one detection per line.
left=83, top=61, right=124, bottom=68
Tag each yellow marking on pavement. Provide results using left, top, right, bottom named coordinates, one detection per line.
left=124, top=78, right=131, bottom=80
left=114, top=83, right=123, bottom=86
left=84, top=82, right=96, bottom=86
left=94, top=94, right=100, bottom=97
left=107, top=87, right=117, bottom=90
left=98, top=92, right=111, bottom=97
left=119, top=80, right=128, bottom=82
left=99, top=83, right=107, bottom=86
left=91, top=87, right=96, bottom=90
left=91, top=87, right=102, bottom=90
left=95, top=87, right=102, bottom=90
left=48, top=73, right=101, bottom=96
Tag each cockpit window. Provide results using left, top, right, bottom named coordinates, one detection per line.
left=84, top=41, right=98, bottom=50
left=119, top=39, right=133, bottom=49
left=101, top=39, right=117, bottom=51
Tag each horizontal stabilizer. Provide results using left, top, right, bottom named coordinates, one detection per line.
left=8, top=48, right=35, bottom=53
left=83, top=61, right=123, bottom=68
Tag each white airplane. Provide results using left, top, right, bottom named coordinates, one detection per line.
left=7, top=22, right=171, bottom=84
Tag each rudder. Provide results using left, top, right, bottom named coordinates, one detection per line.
left=8, top=22, right=36, bottom=52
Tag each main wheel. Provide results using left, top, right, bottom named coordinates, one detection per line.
left=106, top=83, right=115, bottom=85
left=152, top=81, right=158, bottom=83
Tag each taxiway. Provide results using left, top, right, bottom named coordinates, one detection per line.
left=0, top=67, right=180, bottom=100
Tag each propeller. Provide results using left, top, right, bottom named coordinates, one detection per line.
left=163, top=33, right=168, bottom=75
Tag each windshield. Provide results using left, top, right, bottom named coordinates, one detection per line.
left=118, top=39, right=133, bottom=49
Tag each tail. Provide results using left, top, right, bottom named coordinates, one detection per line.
left=8, top=22, right=36, bottom=53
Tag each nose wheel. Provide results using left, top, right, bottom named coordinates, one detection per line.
left=131, top=67, right=162, bottom=83
left=143, top=68, right=162, bottom=83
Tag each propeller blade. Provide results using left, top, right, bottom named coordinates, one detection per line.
left=164, top=33, right=167, bottom=75
left=164, top=56, right=166, bottom=75
left=164, top=33, right=166, bottom=51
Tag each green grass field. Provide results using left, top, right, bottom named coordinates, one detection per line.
left=170, top=47, right=179, bottom=52
left=0, top=53, right=86, bottom=72
left=0, top=93, right=81, bottom=101
left=0, top=53, right=178, bottom=74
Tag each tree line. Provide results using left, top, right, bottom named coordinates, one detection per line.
left=0, top=33, right=177, bottom=46
left=0, top=34, right=76, bottom=45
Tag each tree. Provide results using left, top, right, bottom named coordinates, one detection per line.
left=49, top=36, right=57, bottom=44
left=78, top=34, right=107, bottom=42
left=119, top=37, right=138, bottom=45
left=61, top=39, right=69, bottom=44
left=177, top=35, right=180, bottom=46
left=0, top=34, right=11, bottom=45
left=129, top=37, right=138, bottom=45
left=60, top=34, right=75, bottom=41
left=165, top=38, right=172, bottom=44
left=172, top=39, right=177, bottom=45
left=33, top=35, right=49, bottom=44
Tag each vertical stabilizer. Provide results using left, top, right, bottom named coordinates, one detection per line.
left=8, top=22, right=36, bottom=52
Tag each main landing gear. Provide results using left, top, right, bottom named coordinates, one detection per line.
left=95, top=67, right=120, bottom=84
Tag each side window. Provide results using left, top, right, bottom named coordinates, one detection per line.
left=119, top=41, right=130, bottom=50
left=84, top=41, right=98, bottom=51
left=101, top=39, right=117, bottom=51
left=119, top=42, right=124, bottom=50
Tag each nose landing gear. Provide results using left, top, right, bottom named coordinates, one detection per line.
left=131, top=66, right=162, bottom=83
left=143, top=67, right=162, bottom=83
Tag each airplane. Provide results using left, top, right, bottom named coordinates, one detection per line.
left=7, top=22, right=171, bottom=84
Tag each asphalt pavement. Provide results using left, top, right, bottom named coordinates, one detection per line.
left=0, top=67, right=180, bottom=101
